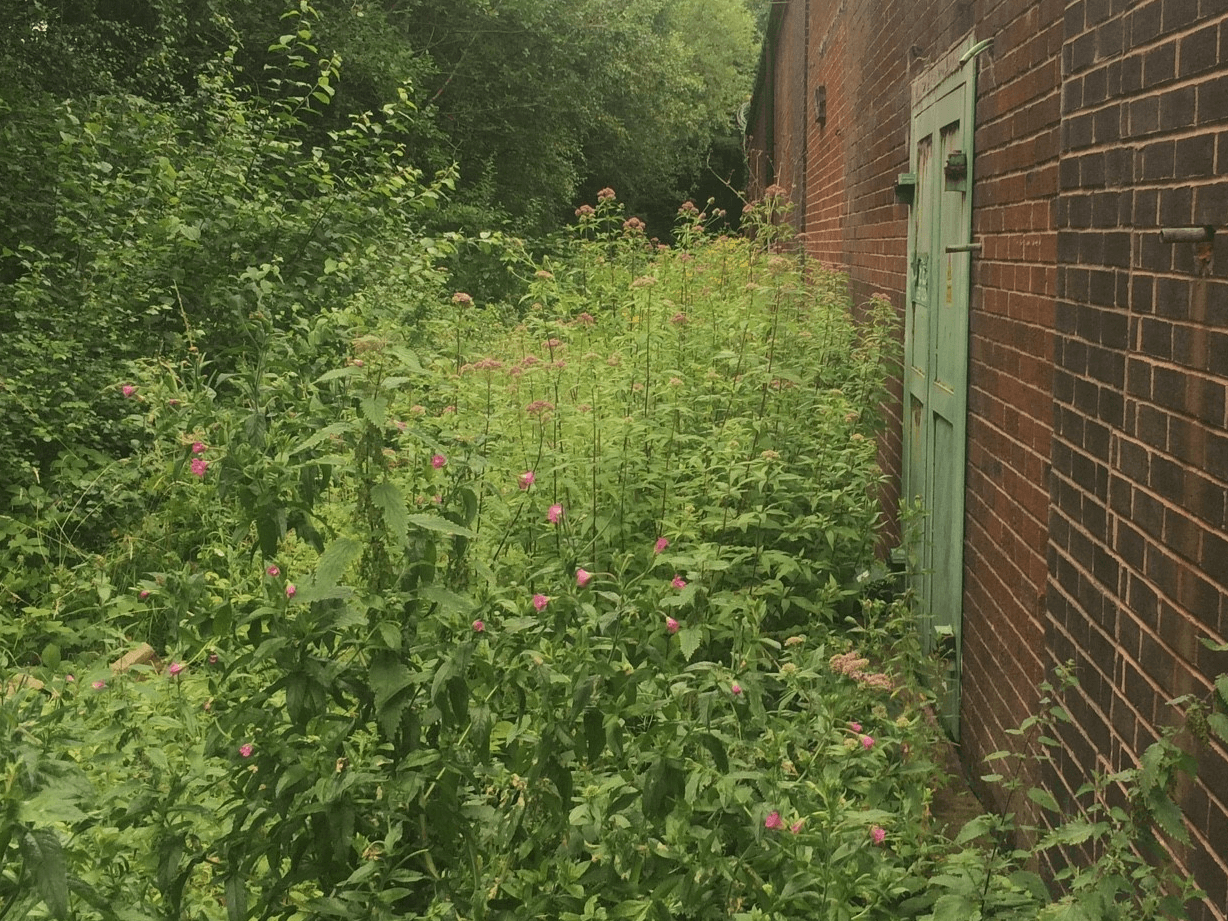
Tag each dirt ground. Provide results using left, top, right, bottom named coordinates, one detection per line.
left=929, top=736, right=987, bottom=836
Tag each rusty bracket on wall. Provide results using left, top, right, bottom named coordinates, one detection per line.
left=945, top=241, right=982, bottom=254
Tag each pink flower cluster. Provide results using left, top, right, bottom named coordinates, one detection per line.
left=829, top=650, right=893, bottom=692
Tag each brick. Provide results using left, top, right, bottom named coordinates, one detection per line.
left=1140, top=140, right=1175, bottom=180
left=1194, top=181, right=1228, bottom=224
left=1129, top=1, right=1163, bottom=44
left=1196, top=74, right=1228, bottom=124
left=1158, top=85, right=1196, bottom=131
left=1100, top=385, right=1125, bottom=426
left=1159, top=186, right=1194, bottom=226
left=1161, top=0, right=1200, bottom=32
left=1136, top=401, right=1169, bottom=449
left=1126, top=357, right=1153, bottom=399
left=1179, top=25, right=1219, bottom=78
left=1143, top=41, right=1176, bottom=88
left=1208, top=431, right=1228, bottom=480
left=1120, top=52, right=1144, bottom=93
left=1083, top=66, right=1108, bottom=106
left=1175, top=134, right=1216, bottom=179
left=1140, top=317, right=1173, bottom=359
left=1069, top=31, right=1097, bottom=74
left=1127, top=96, right=1159, bottom=137
left=1156, top=277, right=1191, bottom=320
left=1096, top=16, right=1124, bottom=60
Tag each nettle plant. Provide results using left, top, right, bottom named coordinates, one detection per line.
left=3, top=196, right=960, bottom=919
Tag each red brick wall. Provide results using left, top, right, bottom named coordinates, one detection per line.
left=960, top=0, right=1063, bottom=814
left=1048, top=2, right=1228, bottom=916
left=747, top=2, right=1228, bottom=913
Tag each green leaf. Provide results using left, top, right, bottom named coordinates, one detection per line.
left=371, top=481, right=409, bottom=546
left=928, top=893, right=976, bottom=921
left=1215, top=674, right=1228, bottom=707
left=314, top=367, right=359, bottom=385
left=1207, top=711, right=1228, bottom=743
left=695, top=733, right=729, bottom=773
left=22, top=828, right=69, bottom=920
left=1026, top=787, right=1061, bottom=813
left=1038, top=820, right=1100, bottom=848
left=406, top=513, right=474, bottom=538
left=313, top=537, right=361, bottom=591
left=359, top=395, right=387, bottom=428
left=1150, top=795, right=1191, bottom=845
left=677, top=627, right=702, bottom=661
left=953, top=814, right=995, bottom=845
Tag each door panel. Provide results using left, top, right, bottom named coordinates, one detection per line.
left=903, top=62, right=975, bottom=740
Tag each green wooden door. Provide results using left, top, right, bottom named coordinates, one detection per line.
left=903, top=55, right=977, bottom=740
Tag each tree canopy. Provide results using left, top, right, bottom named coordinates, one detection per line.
left=2, top=0, right=760, bottom=231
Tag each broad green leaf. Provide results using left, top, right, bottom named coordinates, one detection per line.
left=1207, top=711, right=1228, bottom=742
left=1026, top=786, right=1061, bottom=813
left=313, top=537, right=361, bottom=590
left=359, top=395, right=387, bottom=427
left=314, top=367, right=359, bottom=385
left=953, top=814, right=995, bottom=845
left=1150, top=795, right=1191, bottom=845
left=928, top=893, right=976, bottom=921
left=406, top=513, right=474, bottom=538
left=1038, top=820, right=1100, bottom=848
left=371, top=481, right=409, bottom=546
left=22, top=828, right=69, bottom=920
left=678, top=627, right=701, bottom=662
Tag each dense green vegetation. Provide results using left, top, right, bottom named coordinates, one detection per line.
left=2, top=4, right=1221, bottom=919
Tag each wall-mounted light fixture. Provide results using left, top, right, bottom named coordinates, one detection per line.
left=814, top=85, right=827, bottom=127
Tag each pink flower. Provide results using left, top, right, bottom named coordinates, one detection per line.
left=764, top=811, right=785, bottom=830
left=665, top=616, right=680, bottom=635
left=848, top=721, right=862, bottom=732
left=519, top=470, right=535, bottom=490
left=266, top=565, right=280, bottom=577
left=790, top=820, right=804, bottom=834
left=671, top=575, right=686, bottom=590
left=138, top=590, right=150, bottom=600
left=190, top=457, right=208, bottom=477
left=547, top=503, right=563, bottom=524
left=66, top=674, right=75, bottom=683
left=121, top=384, right=136, bottom=397
left=860, top=734, right=875, bottom=750
left=191, top=441, right=206, bottom=455
left=532, top=594, right=549, bottom=612
left=731, top=682, right=743, bottom=696
left=168, top=661, right=184, bottom=677
left=654, top=537, right=669, bottom=554
left=285, top=584, right=297, bottom=599
left=472, top=619, right=485, bottom=633
left=576, top=568, right=592, bottom=588
left=452, top=292, right=473, bottom=306
left=431, top=454, right=447, bottom=469
left=871, top=826, right=887, bottom=846
left=239, top=743, right=254, bottom=758
left=92, top=680, right=106, bottom=690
